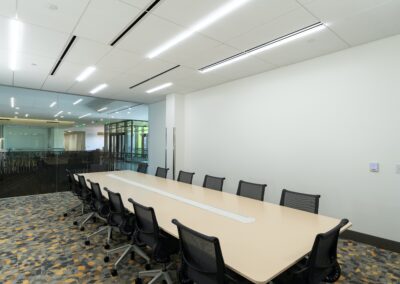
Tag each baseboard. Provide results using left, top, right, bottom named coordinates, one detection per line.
left=341, top=230, right=400, bottom=253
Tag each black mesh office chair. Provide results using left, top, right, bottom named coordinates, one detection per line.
left=275, top=219, right=349, bottom=284
left=101, top=189, right=150, bottom=276
left=155, top=167, right=169, bottom=178
left=84, top=181, right=110, bottom=245
left=72, top=175, right=95, bottom=230
left=137, top=163, right=148, bottom=174
left=236, top=180, right=267, bottom=201
left=172, top=219, right=251, bottom=284
left=203, top=175, right=225, bottom=191
left=177, top=170, right=195, bottom=184
left=130, top=198, right=179, bottom=284
left=62, top=169, right=82, bottom=217
left=280, top=189, right=321, bottom=214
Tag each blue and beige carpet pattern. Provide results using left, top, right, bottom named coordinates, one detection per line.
left=0, top=192, right=399, bottom=283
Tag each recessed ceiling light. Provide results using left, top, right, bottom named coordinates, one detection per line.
left=146, top=82, right=173, bottom=94
left=97, top=107, right=107, bottom=112
left=90, top=83, right=108, bottom=94
left=147, top=0, right=250, bottom=59
left=79, top=113, right=91, bottom=119
left=50, top=101, right=57, bottom=108
left=25, top=114, right=29, bottom=117
left=73, top=99, right=82, bottom=105
left=54, top=110, right=63, bottom=117
left=10, top=97, right=15, bottom=108
left=9, top=19, right=23, bottom=71
left=76, top=66, right=96, bottom=82
left=15, top=106, right=20, bottom=110
left=199, top=22, right=326, bottom=73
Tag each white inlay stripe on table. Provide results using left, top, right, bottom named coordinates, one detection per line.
left=107, top=174, right=255, bottom=224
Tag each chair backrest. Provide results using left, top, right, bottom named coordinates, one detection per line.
left=155, top=167, right=169, bottom=178
left=172, top=219, right=226, bottom=284
left=77, top=174, right=91, bottom=198
left=203, top=175, right=225, bottom=191
left=137, top=163, right=148, bottom=173
left=236, top=180, right=266, bottom=201
left=89, top=180, right=103, bottom=201
left=280, top=189, right=321, bottom=214
left=128, top=198, right=160, bottom=248
left=177, top=170, right=195, bottom=184
left=104, top=188, right=124, bottom=214
left=306, top=219, right=349, bottom=283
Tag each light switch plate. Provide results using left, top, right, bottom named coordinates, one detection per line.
left=369, top=162, right=379, bottom=172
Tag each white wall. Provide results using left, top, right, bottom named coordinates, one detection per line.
left=85, top=126, right=104, bottom=151
left=182, top=35, right=400, bottom=242
left=148, top=100, right=166, bottom=175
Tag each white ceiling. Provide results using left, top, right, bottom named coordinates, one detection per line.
left=0, top=0, right=399, bottom=104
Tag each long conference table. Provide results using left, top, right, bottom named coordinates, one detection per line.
left=82, top=170, right=351, bottom=284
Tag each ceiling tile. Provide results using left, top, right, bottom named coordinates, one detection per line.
left=199, top=0, right=301, bottom=42
left=63, top=38, right=112, bottom=66
left=96, top=48, right=143, bottom=73
left=17, top=0, right=89, bottom=33
left=226, top=8, right=318, bottom=50
left=41, top=62, right=87, bottom=93
left=0, top=0, right=16, bottom=18
left=322, top=0, right=400, bottom=46
left=74, top=0, right=142, bottom=44
left=123, top=57, right=177, bottom=83
left=0, top=51, right=13, bottom=85
left=116, top=14, right=184, bottom=57
left=255, top=28, right=348, bottom=67
left=118, top=0, right=153, bottom=9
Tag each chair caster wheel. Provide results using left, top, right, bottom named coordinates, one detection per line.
left=73, top=221, right=78, bottom=226
left=63, top=213, right=68, bottom=217
left=84, top=240, right=90, bottom=246
left=130, top=252, right=135, bottom=260
left=104, top=244, right=110, bottom=250
left=80, top=227, right=85, bottom=231
left=104, top=256, right=110, bottom=263
left=111, top=269, right=118, bottom=277
left=135, top=278, right=143, bottom=284
left=145, top=264, right=151, bottom=270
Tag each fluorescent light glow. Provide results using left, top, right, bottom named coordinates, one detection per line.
left=199, top=22, right=326, bottom=73
left=146, top=82, right=173, bottom=94
left=67, top=112, right=71, bottom=114
left=25, top=114, right=29, bottom=117
left=50, top=101, right=57, bottom=108
left=147, top=0, right=250, bottom=59
left=90, top=83, right=108, bottom=94
left=97, top=107, right=107, bottom=112
left=10, top=97, right=15, bottom=108
left=15, top=112, right=19, bottom=115
left=79, top=113, right=91, bottom=119
left=15, top=106, right=20, bottom=110
left=54, top=110, right=63, bottom=117
left=9, top=19, right=23, bottom=71
left=76, top=66, right=96, bottom=82
left=73, top=99, right=83, bottom=105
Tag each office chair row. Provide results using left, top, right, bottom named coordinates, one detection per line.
left=65, top=166, right=347, bottom=284
left=150, top=165, right=321, bottom=214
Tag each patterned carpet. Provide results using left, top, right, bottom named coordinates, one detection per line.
left=0, top=192, right=399, bottom=284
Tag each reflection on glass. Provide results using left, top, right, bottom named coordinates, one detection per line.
left=0, top=85, right=148, bottom=198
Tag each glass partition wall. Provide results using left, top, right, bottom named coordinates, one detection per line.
left=0, top=85, right=148, bottom=198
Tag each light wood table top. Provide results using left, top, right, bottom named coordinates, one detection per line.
left=82, top=170, right=351, bottom=283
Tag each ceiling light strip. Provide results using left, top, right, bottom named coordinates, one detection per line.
left=50, top=35, right=77, bottom=76
left=110, top=0, right=162, bottom=46
left=129, top=65, right=180, bottom=89
left=90, top=84, right=108, bottom=94
left=79, top=113, right=91, bottom=119
left=76, top=66, right=96, bottom=82
left=199, top=22, right=325, bottom=73
left=73, top=99, right=83, bottom=105
left=146, top=82, right=173, bottom=94
left=147, top=0, right=251, bottom=59
left=9, top=19, right=23, bottom=71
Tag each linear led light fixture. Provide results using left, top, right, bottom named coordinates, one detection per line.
left=147, top=0, right=251, bottom=59
left=199, top=22, right=326, bottom=73
left=76, top=66, right=96, bottom=82
left=79, top=113, right=91, bottom=119
left=10, top=97, right=15, bottom=108
left=90, top=83, right=108, bottom=94
left=49, top=101, right=57, bottom=108
left=73, top=99, right=83, bottom=105
left=97, top=107, right=107, bottom=112
left=9, top=19, right=23, bottom=71
left=54, top=110, right=63, bottom=117
left=146, top=82, right=173, bottom=94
